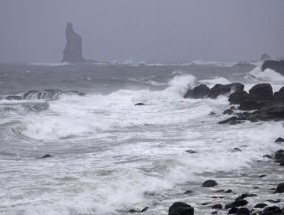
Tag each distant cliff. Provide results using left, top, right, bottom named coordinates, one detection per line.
left=62, top=22, right=85, bottom=63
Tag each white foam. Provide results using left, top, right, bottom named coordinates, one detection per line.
left=199, top=76, right=231, bottom=87
left=28, top=62, right=72, bottom=66
left=247, top=67, right=284, bottom=83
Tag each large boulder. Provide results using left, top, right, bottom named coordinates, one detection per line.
left=62, top=22, right=85, bottom=63
left=229, top=91, right=253, bottom=104
left=168, top=202, right=194, bottom=215
left=184, top=84, right=209, bottom=99
left=261, top=60, right=284, bottom=75
left=255, top=102, right=284, bottom=120
left=248, top=83, right=274, bottom=102
left=208, top=83, right=244, bottom=99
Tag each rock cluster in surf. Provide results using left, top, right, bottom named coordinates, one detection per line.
left=184, top=83, right=284, bottom=123
left=4, top=89, right=85, bottom=100
left=62, top=22, right=85, bottom=63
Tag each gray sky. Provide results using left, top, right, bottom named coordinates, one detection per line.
left=0, top=0, right=284, bottom=63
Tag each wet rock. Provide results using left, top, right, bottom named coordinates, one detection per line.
left=266, top=199, right=281, bottom=203
left=212, top=204, right=222, bottom=209
left=183, top=190, right=193, bottom=195
left=248, top=83, right=274, bottom=102
left=275, top=150, right=284, bottom=164
left=184, top=84, right=210, bottom=99
left=228, top=207, right=238, bottom=214
left=135, top=103, right=145, bottom=106
left=263, top=155, right=273, bottom=159
left=225, top=189, right=233, bottom=193
left=258, top=174, right=267, bottom=178
left=237, top=207, right=250, bottom=215
left=254, top=102, right=284, bottom=120
left=275, top=137, right=284, bottom=143
left=262, top=206, right=284, bottom=215
left=229, top=91, right=252, bottom=105
left=62, top=22, right=85, bottom=63
left=129, top=207, right=149, bottom=213
left=40, top=154, right=52, bottom=159
left=240, top=193, right=257, bottom=198
left=218, top=116, right=243, bottom=125
left=211, top=211, right=218, bottom=214
left=226, top=199, right=248, bottom=209
left=254, top=203, right=267, bottom=208
left=232, top=148, right=242, bottom=152
left=202, top=180, right=218, bottom=187
left=208, top=83, right=244, bottom=99
left=185, top=150, right=198, bottom=154
left=223, top=108, right=234, bottom=115
left=274, top=87, right=284, bottom=101
left=168, top=202, right=194, bottom=215
left=275, top=182, right=284, bottom=193
left=261, top=60, right=284, bottom=75
left=239, top=100, right=262, bottom=111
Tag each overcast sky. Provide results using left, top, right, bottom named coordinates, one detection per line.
left=0, top=0, right=284, bottom=63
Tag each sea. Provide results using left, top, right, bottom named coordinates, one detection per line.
left=0, top=61, right=283, bottom=215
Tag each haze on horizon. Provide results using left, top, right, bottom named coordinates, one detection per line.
left=0, top=0, right=284, bottom=64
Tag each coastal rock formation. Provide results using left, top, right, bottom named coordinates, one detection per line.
left=260, top=53, right=272, bottom=61
left=261, top=60, right=284, bottom=75
left=184, top=83, right=244, bottom=99
left=62, top=22, right=85, bottom=63
left=5, top=89, right=85, bottom=100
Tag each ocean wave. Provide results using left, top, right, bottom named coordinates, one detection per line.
left=246, top=67, right=284, bottom=83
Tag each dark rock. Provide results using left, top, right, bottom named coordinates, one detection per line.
left=275, top=137, right=284, bottom=143
left=241, top=193, right=257, bottom=198
left=184, top=84, right=210, bottom=99
left=262, top=206, right=283, bottom=215
left=234, top=200, right=248, bottom=207
left=275, top=182, right=284, bottom=193
left=261, top=60, right=284, bottom=75
left=141, top=207, right=149, bottom=212
left=237, top=208, right=250, bottom=215
left=232, top=148, right=242, bottom=152
left=211, top=211, right=218, bottom=214
left=62, top=22, right=85, bottom=63
left=228, top=207, right=239, bottom=214
left=218, top=116, right=243, bottom=125
left=239, top=100, right=262, bottom=111
left=223, top=109, right=234, bottom=115
left=208, top=83, right=244, bottom=99
left=202, top=202, right=210, bottom=205
left=258, top=175, right=267, bottom=178
left=263, top=155, right=273, bottom=159
left=266, top=199, right=281, bottom=203
left=274, top=87, right=284, bottom=101
left=225, top=189, right=233, bottom=193
left=254, top=102, right=284, bottom=120
left=216, top=189, right=225, bottom=193
left=212, top=204, right=222, bottom=209
left=254, top=203, right=267, bottom=208
left=275, top=150, right=284, bottom=163
left=249, top=84, right=274, bottom=102
left=168, top=202, right=194, bottom=215
left=229, top=91, right=252, bottom=105
left=135, top=103, right=145, bottom=106
left=183, top=190, right=193, bottom=195
left=185, top=150, right=198, bottom=154
left=40, top=154, right=52, bottom=159
left=202, top=180, right=218, bottom=187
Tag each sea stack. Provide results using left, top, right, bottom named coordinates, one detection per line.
left=62, top=22, right=85, bottom=63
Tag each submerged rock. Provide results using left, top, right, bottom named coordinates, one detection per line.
left=275, top=137, right=284, bottom=143
left=62, top=22, right=85, bottom=63
left=168, top=202, right=194, bottom=215
left=40, top=154, right=52, bottom=159
left=184, top=84, right=210, bottom=99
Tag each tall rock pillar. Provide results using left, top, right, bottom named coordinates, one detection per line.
left=62, top=22, right=85, bottom=63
